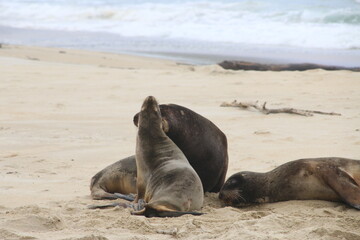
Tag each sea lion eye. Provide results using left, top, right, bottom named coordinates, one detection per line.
left=227, top=179, right=236, bottom=186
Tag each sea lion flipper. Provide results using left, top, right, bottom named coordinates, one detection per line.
left=87, top=202, right=129, bottom=209
left=113, top=193, right=136, bottom=202
left=88, top=201, right=145, bottom=210
left=131, top=209, right=145, bottom=215
left=138, top=204, right=204, bottom=218
left=325, top=167, right=360, bottom=210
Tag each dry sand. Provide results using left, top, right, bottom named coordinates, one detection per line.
left=0, top=44, right=359, bottom=240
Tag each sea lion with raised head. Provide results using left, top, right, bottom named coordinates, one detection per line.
left=133, top=96, right=204, bottom=217
left=90, top=102, right=228, bottom=200
left=133, top=103, right=228, bottom=193
left=219, top=157, right=360, bottom=210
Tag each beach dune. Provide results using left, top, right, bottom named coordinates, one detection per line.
left=0, top=45, right=359, bottom=240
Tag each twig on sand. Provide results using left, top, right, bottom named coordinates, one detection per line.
left=220, top=100, right=341, bottom=117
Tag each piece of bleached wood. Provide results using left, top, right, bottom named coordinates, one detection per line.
left=220, top=100, right=341, bottom=117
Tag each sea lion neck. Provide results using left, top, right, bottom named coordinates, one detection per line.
left=136, top=127, right=175, bottom=169
left=137, top=122, right=167, bottom=140
left=245, top=172, right=271, bottom=203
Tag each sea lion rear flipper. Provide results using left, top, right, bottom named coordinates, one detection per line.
left=89, top=199, right=145, bottom=210
left=91, top=189, right=121, bottom=200
left=114, top=193, right=136, bottom=202
left=324, top=167, right=360, bottom=210
left=87, top=202, right=129, bottom=209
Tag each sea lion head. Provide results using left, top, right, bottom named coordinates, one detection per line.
left=219, top=172, right=256, bottom=207
left=137, top=96, right=163, bottom=130
left=133, top=101, right=169, bottom=133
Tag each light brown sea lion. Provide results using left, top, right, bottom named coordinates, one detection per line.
left=219, top=157, right=360, bottom=210
left=90, top=103, right=228, bottom=200
left=133, top=96, right=204, bottom=217
left=90, top=156, right=136, bottom=200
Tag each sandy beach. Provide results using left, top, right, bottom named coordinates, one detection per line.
left=0, top=44, right=359, bottom=240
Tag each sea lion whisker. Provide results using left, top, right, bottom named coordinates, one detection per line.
left=221, top=189, right=246, bottom=203
left=237, top=193, right=247, bottom=203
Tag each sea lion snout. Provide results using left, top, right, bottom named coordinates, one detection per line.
left=219, top=173, right=249, bottom=206
left=218, top=188, right=246, bottom=206
left=138, top=96, right=162, bottom=130
left=141, top=96, right=159, bottom=111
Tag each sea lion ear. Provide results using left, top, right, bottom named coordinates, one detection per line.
left=162, top=119, right=169, bottom=133
left=133, top=113, right=139, bottom=127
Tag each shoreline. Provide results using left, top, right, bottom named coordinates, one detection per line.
left=1, top=25, right=360, bottom=67
left=0, top=44, right=359, bottom=240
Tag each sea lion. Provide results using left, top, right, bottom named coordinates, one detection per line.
left=90, top=156, right=137, bottom=200
left=219, top=157, right=360, bottom=210
left=133, top=96, right=204, bottom=217
left=133, top=103, right=228, bottom=193
left=90, top=103, right=228, bottom=200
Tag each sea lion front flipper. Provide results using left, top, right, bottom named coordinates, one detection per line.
left=136, top=204, right=204, bottom=218
left=324, top=167, right=360, bottom=210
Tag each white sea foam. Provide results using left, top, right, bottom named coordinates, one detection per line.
left=0, top=0, right=360, bottom=50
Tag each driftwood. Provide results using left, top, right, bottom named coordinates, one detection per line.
left=220, top=100, right=341, bottom=117
left=218, top=61, right=360, bottom=72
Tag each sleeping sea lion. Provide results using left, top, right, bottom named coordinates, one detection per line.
left=219, top=157, right=360, bottom=210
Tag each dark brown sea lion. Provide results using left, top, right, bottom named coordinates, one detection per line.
left=219, top=157, right=360, bottom=210
left=90, top=102, right=228, bottom=200
left=133, top=96, right=204, bottom=217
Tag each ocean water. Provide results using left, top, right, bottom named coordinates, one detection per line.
left=1, top=0, right=360, bottom=66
